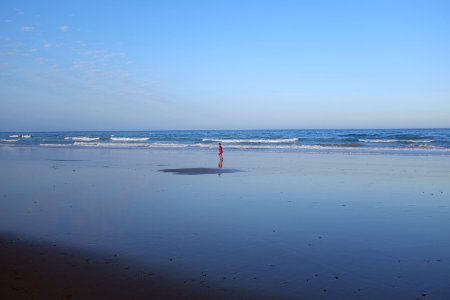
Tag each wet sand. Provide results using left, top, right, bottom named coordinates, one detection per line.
left=0, top=233, right=264, bottom=300
left=1, top=147, right=450, bottom=299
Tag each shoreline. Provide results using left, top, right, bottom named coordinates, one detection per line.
left=2, top=143, right=450, bottom=157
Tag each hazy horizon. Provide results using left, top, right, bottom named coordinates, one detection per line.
left=1, top=127, right=450, bottom=133
left=1, top=1, right=449, bottom=131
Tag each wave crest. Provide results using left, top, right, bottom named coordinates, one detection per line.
left=202, top=138, right=299, bottom=143
left=110, top=137, right=150, bottom=141
left=64, top=137, right=100, bottom=141
left=359, top=139, right=434, bottom=143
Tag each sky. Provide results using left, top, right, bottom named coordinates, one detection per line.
left=0, top=0, right=449, bottom=131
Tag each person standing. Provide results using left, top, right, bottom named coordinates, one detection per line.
left=218, top=143, right=223, bottom=161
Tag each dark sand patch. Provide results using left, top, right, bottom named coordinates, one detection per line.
left=159, top=168, right=242, bottom=175
left=0, top=233, right=272, bottom=300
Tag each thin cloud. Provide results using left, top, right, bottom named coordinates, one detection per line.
left=14, top=8, right=24, bottom=15
left=72, top=60, right=91, bottom=69
left=60, top=25, right=69, bottom=32
left=21, top=26, right=34, bottom=32
left=79, top=49, right=124, bottom=60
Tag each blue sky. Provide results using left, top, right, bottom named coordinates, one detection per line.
left=1, top=0, right=449, bottom=131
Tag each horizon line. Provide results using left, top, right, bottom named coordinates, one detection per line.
left=1, top=127, right=450, bottom=133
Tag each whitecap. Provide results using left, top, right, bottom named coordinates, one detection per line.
left=40, top=143, right=69, bottom=147
left=110, top=137, right=150, bottom=141
left=202, top=138, right=299, bottom=143
left=73, top=142, right=100, bottom=146
left=359, top=139, right=433, bottom=143
left=359, top=139, right=399, bottom=143
left=147, top=143, right=188, bottom=148
left=64, top=136, right=100, bottom=141
left=74, top=142, right=149, bottom=147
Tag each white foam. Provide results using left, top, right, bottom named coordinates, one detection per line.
left=406, top=140, right=433, bottom=143
left=196, top=144, right=450, bottom=152
left=40, top=143, right=68, bottom=147
left=74, top=142, right=149, bottom=147
left=64, top=136, right=100, bottom=141
left=359, top=139, right=434, bottom=143
left=1, top=139, right=18, bottom=142
left=73, top=142, right=100, bottom=146
left=21, top=134, right=32, bottom=138
left=9, top=135, right=20, bottom=138
left=110, top=137, right=150, bottom=141
left=147, top=143, right=188, bottom=148
left=202, top=138, right=299, bottom=143
left=359, top=139, right=398, bottom=143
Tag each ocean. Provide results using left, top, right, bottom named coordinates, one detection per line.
left=1, top=128, right=450, bottom=155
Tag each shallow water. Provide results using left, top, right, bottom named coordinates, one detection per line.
left=0, top=147, right=449, bottom=299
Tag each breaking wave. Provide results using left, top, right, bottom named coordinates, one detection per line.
left=110, top=137, right=150, bottom=142
left=64, top=137, right=100, bottom=141
left=359, top=139, right=434, bottom=143
left=202, top=138, right=299, bottom=143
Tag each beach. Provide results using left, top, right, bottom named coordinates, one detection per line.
left=1, top=147, right=449, bottom=299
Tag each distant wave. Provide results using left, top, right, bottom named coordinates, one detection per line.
left=147, top=143, right=188, bottom=148
left=359, top=139, right=434, bottom=143
left=8, top=134, right=31, bottom=138
left=40, top=143, right=69, bottom=147
left=359, top=139, right=398, bottom=143
left=64, top=136, right=100, bottom=141
left=74, top=142, right=186, bottom=148
left=74, top=142, right=150, bottom=147
left=110, top=137, right=150, bottom=141
left=1, top=139, right=19, bottom=142
left=195, top=144, right=449, bottom=151
left=202, top=138, right=299, bottom=143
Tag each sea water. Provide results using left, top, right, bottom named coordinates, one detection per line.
left=1, top=128, right=449, bottom=155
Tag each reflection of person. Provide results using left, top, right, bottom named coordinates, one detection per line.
left=218, top=143, right=223, bottom=161
left=218, top=156, right=223, bottom=176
